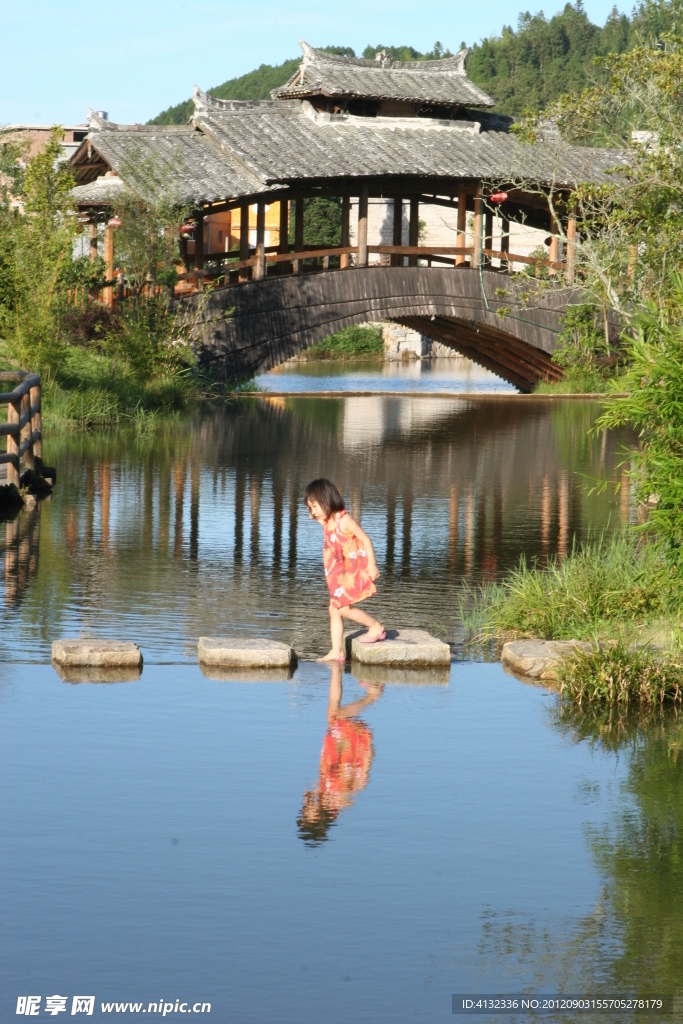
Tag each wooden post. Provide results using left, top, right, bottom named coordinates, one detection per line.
left=179, top=235, right=189, bottom=271
left=456, top=190, right=467, bottom=266
left=392, top=195, right=403, bottom=266
left=103, top=223, right=114, bottom=307
left=340, top=195, right=351, bottom=269
left=501, top=216, right=510, bottom=273
left=30, top=382, right=41, bottom=460
left=472, top=186, right=482, bottom=268
left=548, top=215, right=559, bottom=276
left=294, top=196, right=304, bottom=274
left=254, top=199, right=266, bottom=279
left=278, top=199, right=289, bottom=274
left=566, top=215, right=577, bottom=285
left=193, top=208, right=204, bottom=280
left=357, top=184, right=369, bottom=268
left=89, top=220, right=98, bottom=262
left=239, top=202, right=249, bottom=282
left=20, top=392, right=34, bottom=473
left=408, top=197, right=419, bottom=267
left=484, top=208, right=493, bottom=268
left=6, top=399, right=20, bottom=487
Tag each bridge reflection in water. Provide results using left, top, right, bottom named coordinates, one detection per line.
left=0, top=397, right=633, bottom=663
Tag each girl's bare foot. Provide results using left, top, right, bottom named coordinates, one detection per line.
left=357, top=626, right=386, bottom=644
left=317, top=649, right=346, bottom=662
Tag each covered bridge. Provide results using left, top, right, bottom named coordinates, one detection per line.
left=69, top=43, right=624, bottom=388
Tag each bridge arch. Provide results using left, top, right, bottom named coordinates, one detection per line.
left=193, top=266, right=572, bottom=392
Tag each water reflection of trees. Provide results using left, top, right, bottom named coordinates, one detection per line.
left=2, top=398, right=633, bottom=658
left=479, top=703, right=683, bottom=1017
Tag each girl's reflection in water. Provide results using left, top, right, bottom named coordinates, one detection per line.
left=298, top=663, right=384, bottom=846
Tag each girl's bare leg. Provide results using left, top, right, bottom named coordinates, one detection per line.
left=340, top=605, right=384, bottom=638
left=318, top=602, right=346, bottom=661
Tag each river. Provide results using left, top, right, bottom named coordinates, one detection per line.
left=2, top=395, right=680, bottom=1022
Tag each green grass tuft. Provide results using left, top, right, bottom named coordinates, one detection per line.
left=300, top=325, right=384, bottom=361
left=559, top=642, right=683, bottom=707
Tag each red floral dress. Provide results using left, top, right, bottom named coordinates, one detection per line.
left=323, top=510, right=377, bottom=609
left=319, top=718, right=373, bottom=796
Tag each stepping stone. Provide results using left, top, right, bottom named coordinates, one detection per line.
left=197, top=637, right=296, bottom=669
left=52, top=639, right=142, bottom=668
left=501, top=639, right=593, bottom=682
left=346, top=628, right=451, bottom=667
left=54, top=664, right=142, bottom=685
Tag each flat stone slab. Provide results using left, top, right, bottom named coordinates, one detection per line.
left=198, top=637, right=295, bottom=669
left=52, top=639, right=142, bottom=668
left=501, top=639, right=593, bottom=682
left=346, top=628, right=451, bottom=667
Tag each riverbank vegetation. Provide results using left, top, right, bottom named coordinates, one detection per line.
left=298, top=325, right=384, bottom=361
left=471, top=15, right=683, bottom=701
left=0, top=131, right=218, bottom=430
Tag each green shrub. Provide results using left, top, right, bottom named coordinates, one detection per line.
left=559, top=642, right=683, bottom=707
left=302, top=325, right=384, bottom=361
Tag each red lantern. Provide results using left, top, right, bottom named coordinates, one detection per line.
left=489, top=192, right=508, bottom=204
left=107, top=215, right=122, bottom=228
left=179, top=222, right=195, bottom=237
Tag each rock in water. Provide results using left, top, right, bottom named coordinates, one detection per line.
left=51, top=639, right=143, bottom=668
left=197, top=637, right=296, bottom=669
left=346, top=628, right=451, bottom=666
left=501, top=639, right=593, bottom=681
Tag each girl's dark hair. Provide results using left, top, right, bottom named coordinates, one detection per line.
left=304, top=478, right=345, bottom=517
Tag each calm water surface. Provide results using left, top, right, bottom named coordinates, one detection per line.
left=3, top=395, right=676, bottom=1023
left=257, top=357, right=517, bottom=393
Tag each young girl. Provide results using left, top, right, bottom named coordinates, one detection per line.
left=305, top=478, right=385, bottom=662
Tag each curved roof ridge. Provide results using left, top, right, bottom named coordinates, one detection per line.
left=298, top=41, right=468, bottom=74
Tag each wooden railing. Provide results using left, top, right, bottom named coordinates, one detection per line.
left=174, top=241, right=570, bottom=294
left=0, top=371, right=42, bottom=488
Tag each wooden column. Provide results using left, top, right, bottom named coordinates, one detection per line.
left=357, top=184, right=369, bottom=268
left=30, top=382, right=41, bottom=460
left=89, top=220, right=98, bottom=262
left=278, top=199, right=289, bottom=274
left=392, top=195, right=403, bottom=266
left=456, top=190, right=467, bottom=266
left=501, top=216, right=510, bottom=273
left=340, top=195, right=351, bottom=269
left=239, top=202, right=249, bottom=282
left=20, top=392, right=34, bottom=472
left=484, top=208, right=493, bottom=268
left=6, top=399, right=20, bottom=487
left=472, top=186, right=483, bottom=268
left=565, top=215, right=576, bottom=285
left=194, top=209, right=204, bottom=272
left=294, top=196, right=304, bottom=275
left=408, top=197, right=419, bottom=267
left=103, top=223, right=114, bottom=307
left=254, top=199, right=266, bottom=279
left=548, top=215, right=559, bottom=276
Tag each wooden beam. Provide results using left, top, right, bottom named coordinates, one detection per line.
left=340, top=195, right=351, bottom=269
left=472, top=185, right=483, bottom=268
left=408, top=197, right=419, bottom=267
left=254, top=199, right=266, bottom=279
left=484, top=208, right=493, bottom=268
left=456, top=190, right=467, bottom=267
left=239, top=202, right=249, bottom=283
left=392, top=195, right=403, bottom=267
left=548, top=215, right=559, bottom=277
left=357, top=184, right=369, bottom=268
left=195, top=209, right=204, bottom=272
left=103, top=223, right=114, bottom=307
left=565, top=215, right=576, bottom=285
left=294, top=197, right=304, bottom=275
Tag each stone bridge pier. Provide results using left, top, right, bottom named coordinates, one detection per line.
left=192, top=266, right=577, bottom=392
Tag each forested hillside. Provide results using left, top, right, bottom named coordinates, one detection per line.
left=149, top=1, right=681, bottom=124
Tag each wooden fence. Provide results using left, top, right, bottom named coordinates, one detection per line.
left=0, top=371, right=42, bottom=488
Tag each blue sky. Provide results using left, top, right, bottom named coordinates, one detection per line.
left=2, top=0, right=626, bottom=126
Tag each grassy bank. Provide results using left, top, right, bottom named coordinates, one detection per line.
left=298, top=325, right=384, bottom=361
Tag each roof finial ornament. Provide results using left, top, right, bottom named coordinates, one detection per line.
left=374, top=49, right=394, bottom=67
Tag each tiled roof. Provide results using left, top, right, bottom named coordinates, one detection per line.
left=194, top=90, right=624, bottom=191
left=272, top=41, right=495, bottom=109
left=70, top=97, right=626, bottom=207
left=69, top=110, right=265, bottom=204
